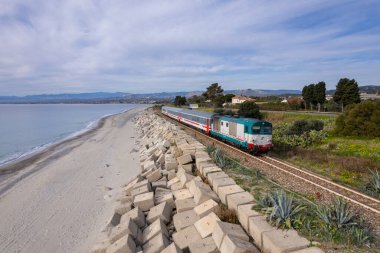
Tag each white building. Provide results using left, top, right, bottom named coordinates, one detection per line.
left=231, top=96, right=256, bottom=104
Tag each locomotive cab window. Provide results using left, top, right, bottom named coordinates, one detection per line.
left=262, top=126, right=272, bottom=134
left=252, top=126, right=261, bottom=134
left=221, top=122, right=223, bottom=126
left=245, top=126, right=248, bottom=133
left=226, top=123, right=229, bottom=127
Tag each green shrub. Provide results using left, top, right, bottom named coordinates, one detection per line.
left=286, top=119, right=324, bottom=135
left=335, top=100, right=380, bottom=137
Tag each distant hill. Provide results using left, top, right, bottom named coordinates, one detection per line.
left=0, top=86, right=377, bottom=103
left=327, top=85, right=380, bottom=95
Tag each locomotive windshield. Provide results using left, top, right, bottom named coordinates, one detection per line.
left=252, top=125, right=272, bottom=134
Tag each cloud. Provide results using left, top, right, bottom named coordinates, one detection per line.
left=0, top=0, right=379, bottom=95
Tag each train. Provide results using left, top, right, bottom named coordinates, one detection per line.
left=162, top=106, right=273, bottom=154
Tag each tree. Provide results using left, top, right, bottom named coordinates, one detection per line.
left=188, top=95, right=205, bottom=104
left=302, top=84, right=315, bottom=110
left=314, top=81, right=326, bottom=111
left=203, top=83, right=224, bottom=108
left=174, top=96, right=186, bottom=106
left=224, top=93, right=235, bottom=103
left=333, top=78, right=361, bottom=109
left=238, top=101, right=263, bottom=119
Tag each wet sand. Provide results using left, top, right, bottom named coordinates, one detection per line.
left=0, top=107, right=144, bottom=253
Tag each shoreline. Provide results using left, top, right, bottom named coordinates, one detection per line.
left=0, top=107, right=134, bottom=178
left=0, top=106, right=145, bottom=253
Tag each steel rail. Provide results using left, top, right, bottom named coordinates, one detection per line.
left=158, top=111, right=380, bottom=215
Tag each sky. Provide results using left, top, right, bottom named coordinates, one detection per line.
left=0, top=0, right=380, bottom=96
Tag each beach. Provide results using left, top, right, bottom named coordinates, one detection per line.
left=0, top=107, right=145, bottom=253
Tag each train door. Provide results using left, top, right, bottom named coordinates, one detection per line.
left=213, top=117, right=221, bottom=132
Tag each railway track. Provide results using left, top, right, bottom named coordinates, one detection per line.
left=157, top=110, right=380, bottom=217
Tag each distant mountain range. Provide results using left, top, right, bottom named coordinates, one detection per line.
left=0, top=86, right=378, bottom=103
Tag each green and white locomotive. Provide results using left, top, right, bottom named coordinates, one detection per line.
left=162, top=106, right=273, bottom=154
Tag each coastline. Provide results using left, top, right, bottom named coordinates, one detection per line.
left=0, top=107, right=145, bottom=253
left=0, top=107, right=135, bottom=178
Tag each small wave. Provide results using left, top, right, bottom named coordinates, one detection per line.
left=0, top=106, right=136, bottom=167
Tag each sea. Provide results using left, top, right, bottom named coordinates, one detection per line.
left=0, top=104, right=145, bottom=166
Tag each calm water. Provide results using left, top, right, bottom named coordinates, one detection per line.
left=0, top=104, right=144, bottom=165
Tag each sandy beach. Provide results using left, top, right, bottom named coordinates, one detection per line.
left=0, top=107, right=145, bottom=253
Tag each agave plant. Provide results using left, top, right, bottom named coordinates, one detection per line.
left=349, top=226, right=371, bottom=246
left=206, top=145, right=216, bottom=155
left=263, top=190, right=306, bottom=228
left=315, top=197, right=356, bottom=228
left=212, top=149, right=227, bottom=168
left=366, top=169, right=380, bottom=197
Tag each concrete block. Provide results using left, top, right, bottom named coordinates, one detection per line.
left=106, top=234, right=136, bottom=253
left=197, top=161, right=215, bottom=174
left=290, top=247, right=325, bottom=253
left=166, top=171, right=177, bottom=180
left=212, top=177, right=236, bottom=193
left=207, top=172, right=229, bottom=185
left=165, top=161, right=178, bottom=171
left=144, top=160, right=157, bottom=171
left=173, top=209, right=199, bottom=231
left=220, top=234, right=259, bottom=253
left=146, top=169, right=161, bottom=183
left=115, top=202, right=133, bottom=216
left=147, top=202, right=172, bottom=224
left=212, top=221, right=249, bottom=249
left=173, top=189, right=193, bottom=200
left=155, top=186, right=172, bottom=196
left=262, top=229, right=310, bottom=253
left=142, top=219, right=169, bottom=244
left=237, top=204, right=261, bottom=232
left=133, top=179, right=151, bottom=191
left=133, top=192, right=154, bottom=211
left=248, top=216, right=274, bottom=249
left=142, top=233, right=169, bottom=253
left=177, top=154, right=193, bottom=165
left=194, top=199, right=219, bottom=218
left=178, top=172, right=195, bottom=187
left=121, top=207, right=145, bottom=228
left=109, top=212, right=122, bottom=226
left=193, top=185, right=220, bottom=205
left=170, top=182, right=184, bottom=191
left=151, top=180, right=167, bottom=190
left=202, top=167, right=222, bottom=177
left=161, top=243, right=183, bottom=253
left=188, top=179, right=210, bottom=195
left=194, top=212, right=221, bottom=238
left=218, top=185, right=244, bottom=205
left=124, top=177, right=140, bottom=196
left=226, top=191, right=255, bottom=212
left=182, top=164, right=193, bottom=173
left=172, top=225, right=202, bottom=252
left=118, top=196, right=133, bottom=205
left=167, top=177, right=180, bottom=187
left=175, top=198, right=196, bottom=213
left=155, top=192, right=175, bottom=209
left=131, top=185, right=150, bottom=199
left=109, top=217, right=139, bottom=244
left=188, top=237, right=218, bottom=253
